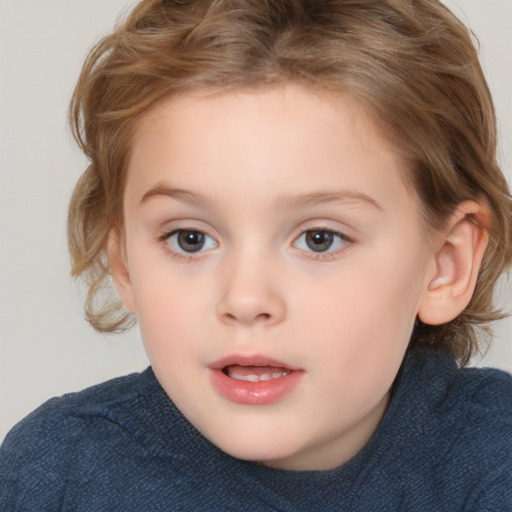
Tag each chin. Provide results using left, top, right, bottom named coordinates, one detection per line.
left=210, top=430, right=306, bottom=468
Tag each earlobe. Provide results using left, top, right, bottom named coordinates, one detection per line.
left=418, top=200, right=489, bottom=326
left=108, top=230, right=137, bottom=313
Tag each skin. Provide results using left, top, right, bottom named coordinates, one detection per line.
left=112, top=84, right=450, bottom=471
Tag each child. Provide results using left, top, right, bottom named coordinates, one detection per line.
left=1, top=0, right=511, bottom=509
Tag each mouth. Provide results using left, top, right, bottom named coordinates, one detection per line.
left=223, top=364, right=292, bottom=382
left=209, top=355, right=303, bottom=405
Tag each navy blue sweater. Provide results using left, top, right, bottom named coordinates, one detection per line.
left=1, top=349, right=511, bottom=511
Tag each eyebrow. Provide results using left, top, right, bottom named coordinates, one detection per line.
left=140, top=185, right=382, bottom=211
left=140, top=185, right=211, bottom=207
left=276, top=191, right=383, bottom=211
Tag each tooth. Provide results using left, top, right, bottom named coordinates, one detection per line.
left=272, top=371, right=290, bottom=379
left=226, top=369, right=292, bottom=382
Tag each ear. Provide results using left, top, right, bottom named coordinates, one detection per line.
left=418, top=200, right=489, bottom=325
left=108, top=230, right=137, bottom=313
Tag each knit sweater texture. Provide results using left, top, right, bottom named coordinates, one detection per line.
left=1, top=348, right=511, bottom=511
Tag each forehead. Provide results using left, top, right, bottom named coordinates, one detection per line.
left=124, top=84, right=418, bottom=216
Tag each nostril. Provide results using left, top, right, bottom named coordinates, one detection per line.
left=221, top=311, right=272, bottom=325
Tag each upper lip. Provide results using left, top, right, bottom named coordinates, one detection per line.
left=208, top=354, right=301, bottom=371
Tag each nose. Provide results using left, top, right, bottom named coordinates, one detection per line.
left=216, top=252, right=286, bottom=327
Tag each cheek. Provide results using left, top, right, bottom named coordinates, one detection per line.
left=129, top=260, right=216, bottom=359
left=135, top=282, right=198, bottom=337
left=301, top=251, right=426, bottom=351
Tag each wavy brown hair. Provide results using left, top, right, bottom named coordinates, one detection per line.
left=68, top=0, right=512, bottom=364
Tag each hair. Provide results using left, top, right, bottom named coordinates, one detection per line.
left=68, top=0, right=512, bottom=365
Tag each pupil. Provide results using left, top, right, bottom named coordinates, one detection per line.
left=306, top=230, right=333, bottom=252
left=178, top=231, right=204, bottom=253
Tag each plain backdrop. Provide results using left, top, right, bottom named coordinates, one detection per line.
left=1, top=0, right=511, bottom=441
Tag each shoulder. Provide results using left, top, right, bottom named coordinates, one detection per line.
left=460, top=364, right=512, bottom=404
left=437, top=362, right=512, bottom=442
left=410, top=351, right=512, bottom=508
left=401, top=348, right=512, bottom=419
left=445, top=365, right=512, bottom=510
left=2, top=368, right=152, bottom=443
left=412, top=349, right=512, bottom=456
left=0, top=369, right=155, bottom=509
left=379, top=350, right=512, bottom=510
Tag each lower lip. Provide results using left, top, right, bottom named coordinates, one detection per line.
left=209, top=369, right=303, bottom=405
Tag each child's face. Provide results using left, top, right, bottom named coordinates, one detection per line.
left=117, top=84, right=436, bottom=471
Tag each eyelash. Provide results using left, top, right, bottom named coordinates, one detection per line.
left=158, top=227, right=352, bottom=262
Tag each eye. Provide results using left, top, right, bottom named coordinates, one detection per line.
left=166, top=229, right=218, bottom=254
left=294, top=229, right=349, bottom=254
